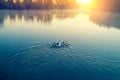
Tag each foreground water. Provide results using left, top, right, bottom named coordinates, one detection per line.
left=0, top=10, right=120, bottom=80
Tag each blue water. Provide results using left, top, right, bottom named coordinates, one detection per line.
left=0, top=10, right=120, bottom=80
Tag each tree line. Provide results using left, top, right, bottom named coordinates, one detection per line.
left=0, top=0, right=80, bottom=9
left=92, top=0, right=120, bottom=11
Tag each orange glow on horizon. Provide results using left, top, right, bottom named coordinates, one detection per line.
left=77, top=0, right=92, bottom=8
left=77, top=0, right=92, bottom=4
left=13, top=0, right=17, bottom=3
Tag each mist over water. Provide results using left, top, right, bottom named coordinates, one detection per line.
left=1, top=10, right=120, bottom=80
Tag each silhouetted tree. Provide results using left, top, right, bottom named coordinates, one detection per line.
left=0, top=0, right=79, bottom=9
left=92, top=0, right=120, bottom=11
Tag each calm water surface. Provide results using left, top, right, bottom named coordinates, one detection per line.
left=0, top=10, right=120, bottom=80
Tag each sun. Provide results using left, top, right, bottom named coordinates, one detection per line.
left=77, top=0, right=92, bottom=4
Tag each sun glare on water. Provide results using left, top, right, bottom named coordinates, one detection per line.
left=77, top=0, right=92, bottom=4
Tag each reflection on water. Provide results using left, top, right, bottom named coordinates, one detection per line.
left=1, top=10, right=120, bottom=80
left=0, top=10, right=79, bottom=27
left=1, top=10, right=120, bottom=30
left=89, top=12, right=120, bottom=29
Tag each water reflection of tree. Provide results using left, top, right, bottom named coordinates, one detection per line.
left=0, top=10, right=79, bottom=27
left=0, top=12, right=4, bottom=27
left=89, top=12, right=120, bottom=29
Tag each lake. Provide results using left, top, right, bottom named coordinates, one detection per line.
left=0, top=10, right=120, bottom=80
